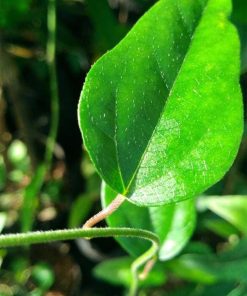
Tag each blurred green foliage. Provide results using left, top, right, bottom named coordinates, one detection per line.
left=0, top=0, right=32, bottom=29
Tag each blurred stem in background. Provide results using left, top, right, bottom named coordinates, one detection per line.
left=45, top=0, right=59, bottom=168
left=21, top=0, right=59, bottom=232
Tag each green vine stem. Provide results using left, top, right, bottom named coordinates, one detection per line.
left=83, top=194, right=126, bottom=228
left=0, top=228, right=158, bottom=248
left=130, top=247, right=158, bottom=296
left=82, top=196, right=159, bottom=295
left=0, top=227, right=159, bottom=295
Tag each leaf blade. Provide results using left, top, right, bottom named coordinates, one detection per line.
left=79, top=0, right=243, bottom=206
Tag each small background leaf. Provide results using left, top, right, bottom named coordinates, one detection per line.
left=93, top=257, right=166, bottom=288
left=167, top=238, right=247, bottom=285
left=68, top=194, right=94, bottom=228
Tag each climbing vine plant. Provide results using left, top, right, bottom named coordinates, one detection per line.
left=0, top=0, right=243, bottom=295
left=78, top=0, right=243, bottom=292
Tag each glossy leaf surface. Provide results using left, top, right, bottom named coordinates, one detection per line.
left=102, top=182, right=196, bottom=260
left=78, top=0, right=243, bottom=206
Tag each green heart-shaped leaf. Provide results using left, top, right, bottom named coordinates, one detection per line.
left=102, top=182, right=196, bottom=261
left=78, top=0, right=243, bottom=206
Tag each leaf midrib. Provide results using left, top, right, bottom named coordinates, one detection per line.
left=120, top=1, right=209, bottom=196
